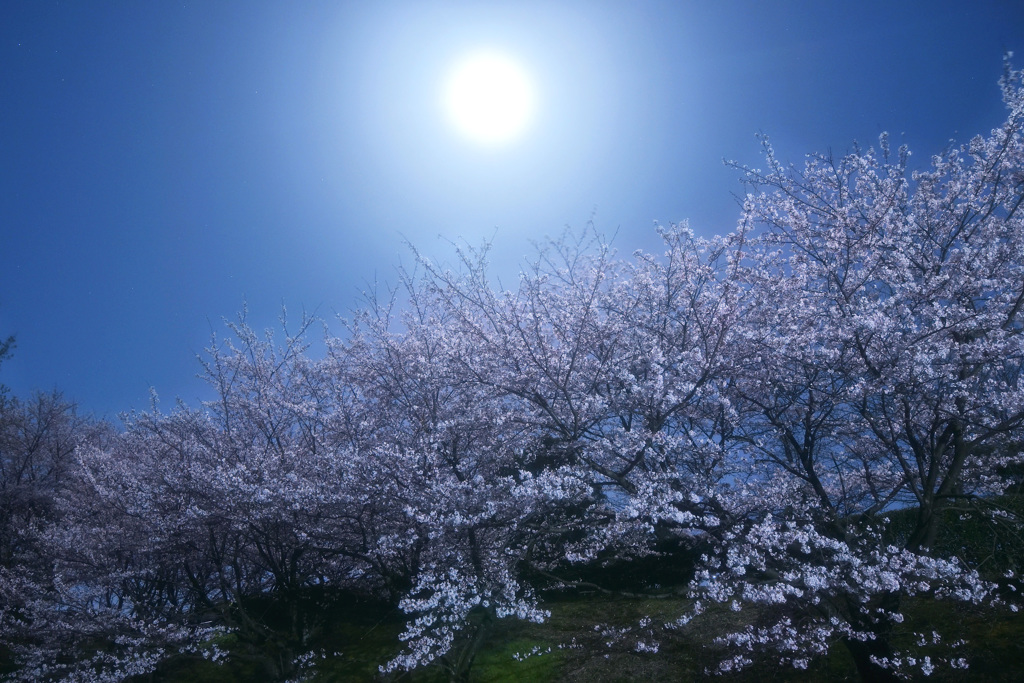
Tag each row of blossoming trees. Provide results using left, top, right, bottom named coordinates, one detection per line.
left=3, top=64, right=1024, bottom=682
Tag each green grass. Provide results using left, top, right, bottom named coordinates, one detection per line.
left=31, top=584, right=1019, bottom=682
left=144, top=593, right=1019, bottom=682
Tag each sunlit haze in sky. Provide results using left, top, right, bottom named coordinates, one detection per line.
left=2, top=1, right=1023, bottom=417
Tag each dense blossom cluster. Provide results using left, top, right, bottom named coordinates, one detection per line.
left=1, top=62, right=1023, bottom=681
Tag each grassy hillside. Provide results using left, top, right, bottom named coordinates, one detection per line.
left=134, top=586, right=1024, bottom=682
left=73, top=497, right=1024, bottom=680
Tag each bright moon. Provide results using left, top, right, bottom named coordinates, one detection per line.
left=443, top=52, right=536, bottom=146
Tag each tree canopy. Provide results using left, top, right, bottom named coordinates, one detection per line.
left=2, top=61, right=1023, bottom=682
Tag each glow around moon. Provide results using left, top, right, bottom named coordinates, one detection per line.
left=443, top=52, right=536, bottom=146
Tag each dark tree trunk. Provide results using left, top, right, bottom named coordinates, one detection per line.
left=843, top=636, right=902, bottom=683
left=842, top=591, right=902, bottom=682
left=442, top=609, right=491, bottom=683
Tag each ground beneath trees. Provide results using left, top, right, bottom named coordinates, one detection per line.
left=142, top=592, right=1024, bottom=682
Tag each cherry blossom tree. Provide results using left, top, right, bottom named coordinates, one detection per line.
left=371, top=226, right=745, bottom=676
left=0, top=391, right=89, bottom=568
left=0, top=392, right=200, bottom=683
left=1, top=312, right=372, bottom=681
left=685, top=58, right=1024, bottom=679
left=331, top=265, right=600, bottom=678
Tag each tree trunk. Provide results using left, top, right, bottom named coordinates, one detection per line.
left=842, top=591, right=902, bottom=682
left=444, top=610, right=491, bottom=683
left=843, top=636, right=902, bottom=683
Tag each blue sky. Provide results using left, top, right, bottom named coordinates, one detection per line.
left=2, top=1, right=1023, bottom=418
